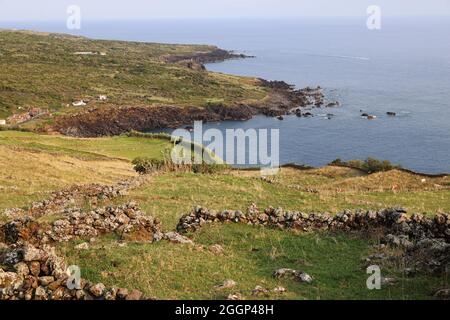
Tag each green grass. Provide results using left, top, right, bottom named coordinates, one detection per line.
left=123, top=171, right=450, bottom=228
left=0, top=130, right=171, bottom=161
left=0, top=30, right=267, bottom=119
left=0, top=130, right=172, bottom=211
left=1, top=131, right=448, bottom=300
left=58, top=224, right=446, bottom=300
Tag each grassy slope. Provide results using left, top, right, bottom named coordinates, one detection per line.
left=1, top=131, right=448, bottom=299
left=60, top=226, right=445, bottom=300
left=125, top=167, right=450, bottom=227
left=0, top=30, right=267, bottom=119
left=0, top=131, right=171, bottom=161
left=0, top=131, right=171, bottom=211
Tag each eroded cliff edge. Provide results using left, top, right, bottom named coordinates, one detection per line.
left=52, top=80, right=325, bottom=137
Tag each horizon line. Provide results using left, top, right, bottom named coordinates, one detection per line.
left=1, top=14, right=450, bottom=23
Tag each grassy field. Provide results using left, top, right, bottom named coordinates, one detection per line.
left=0, top=131, right=172, bottom=161
left=59, top=225, right=446, bottom=300
left=0, top=30, right=267, bottom=119
left=0, top=131, right=171, bottom=211
left=125, top=167, right=450, bottom=227
left=0, top=130, right=448, bottom=299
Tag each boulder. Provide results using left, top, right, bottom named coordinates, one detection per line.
left=215, top=279, right=236, bottom=290
left=125, top=289, right=143, bottom=300
left=89, top=283, right=106, bottom=298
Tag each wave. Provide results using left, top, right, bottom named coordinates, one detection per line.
left=302, top=53, right=370, bottom=61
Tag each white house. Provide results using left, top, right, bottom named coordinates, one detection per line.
left=72, top=100, right=87, bottom=107
left=73, top=52, right=95, bottom=55
left=0, top=119, right=6, bottom=126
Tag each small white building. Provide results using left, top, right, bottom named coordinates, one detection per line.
left=99, top=95, right=107, bottom=101
left=73, top=52, right=95, bottom=55
left=0, top=119, right=6, bottom=126
left=72, top=100, right=87, bottom=107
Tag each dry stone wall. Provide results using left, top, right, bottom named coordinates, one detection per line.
left=177, top=205, right=450, bottom=275
left=0, top=243, right=145, bottom=300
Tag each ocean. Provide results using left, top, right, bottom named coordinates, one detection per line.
left=2, top=18, right=449, bottom=173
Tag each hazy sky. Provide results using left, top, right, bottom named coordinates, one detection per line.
left=0, top=0, right=449, bottom=21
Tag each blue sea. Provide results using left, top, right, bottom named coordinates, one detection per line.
left=2, top=18, right=449, bottom=173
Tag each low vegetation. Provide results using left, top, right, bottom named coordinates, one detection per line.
left=58, top=226, right=444, bottom=300
left=1, top=133, right=449, bottom=299
left=330, top=158, right=401, bottom=174
left=0, top=30, right=267, bottom=120
left=0, top=131, right=171, bottom=211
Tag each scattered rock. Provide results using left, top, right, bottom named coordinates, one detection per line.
left=433, top=288, right=450, bottom=300
left=252, top=285, right=270, bottom=296
left=381, top=277, right=396, bottom=286
left=227, top=293, right=243, bottom=300
left=75, top=242, right=89, bottom=250
left=272, top=268, right=313, bottom=283
left=273, top=268, right=296, bottom=279
left=215, top=279, right=237, bottom=290
left=209, top=244, right=224, bottom=255
left=272, top=286, right=287, bottom=294
left=296, top=272, right=313, bottom=284
left=163, top=232, right=194, bottom=245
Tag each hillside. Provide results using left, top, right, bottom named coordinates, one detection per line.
left=0, top=131, right=448, bottom=300
left=0, top=30, right=326, bottom=137
left=0, top=30, right=266, bottom=117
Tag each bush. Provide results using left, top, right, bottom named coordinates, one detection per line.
left=132, top=157, right=167, bottom=174
left=329, top=157, right=400, bottom=174
left=132, top=156, right=229, bottom=175
left=330, top=158, right=344, bottom=166
left=192, top=163, right=229, bottom=174
left=363, top=157, right=400, bottom=173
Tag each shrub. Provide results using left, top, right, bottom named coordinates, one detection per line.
left=330, top=158, right=344, bottom=166
left=132, top=157, right=167, bottom=174
left=132, top=156, right=229, bottom=175
left=192, top=163, right=229, bottom=174
left=329, top=157, right=400, bottom=174
left=362, top=157, right=400, bottom=173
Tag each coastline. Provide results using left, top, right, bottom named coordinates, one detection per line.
left=52, top=80, right=325, bottom=137
left=51, top=46, right=326, bottom=137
